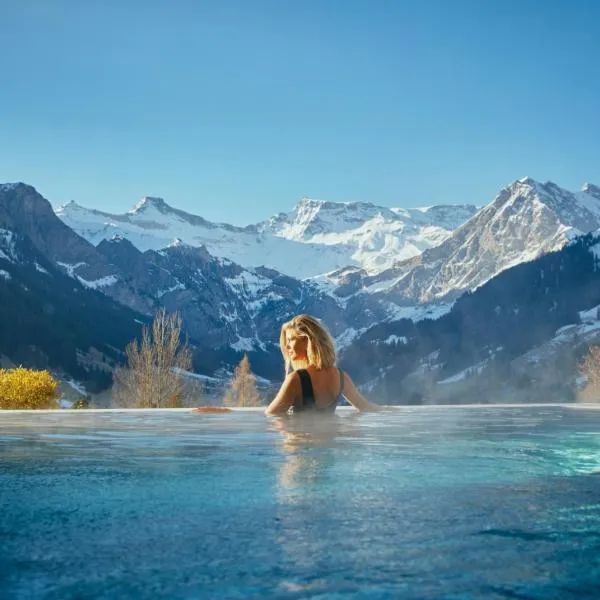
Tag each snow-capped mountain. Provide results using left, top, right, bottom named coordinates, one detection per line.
left=0, top=209, right=145, bottom=386
left=333, top=178, right=600, bottom=305
left=262, top=199, right=476, bottom=241
left=259, top=198, right=479, bottom=274
left=3, top=178, right=600, bottom=400
left=47, top=177, right=600, bottom=357
left=55, top=196, right=478, bottom=279
left=0, top=183, right=389, bottom=375
left=0, top=183, right=126, bottom=289
left=94, top=235, right=363, bottom=353
left=342, top=231, right=600, bottom=403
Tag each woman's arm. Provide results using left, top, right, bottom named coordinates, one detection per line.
left=342, top=372, right=381, bottom=412
left=264, top=372, right=300, bottom=416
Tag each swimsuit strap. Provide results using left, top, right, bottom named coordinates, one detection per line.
left=338, top=368, right=345, bottom=398
left=296, top=369, right=315, bottom=405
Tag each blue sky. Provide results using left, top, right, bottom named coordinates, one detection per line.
left=1, top=0, right=599, bottom=224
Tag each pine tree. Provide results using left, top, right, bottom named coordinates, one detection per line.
left=223, top=354, right=262, bottom=407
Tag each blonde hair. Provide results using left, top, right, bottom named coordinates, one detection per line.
left=279, top=314, right=336, bottom=374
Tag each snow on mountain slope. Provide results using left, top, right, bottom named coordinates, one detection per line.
left=55, top=196, right=477, bottom=279
left=0, top=229, right=17, bottom=263
left=258, top=198, right=478, bottom=273
left=0, top=183, right=123, bottom=286
left=339, top=178, right=600, bottom=304
left=515, top=305, right=600, bottom=371
left=56, top=198, right=351, bottom=279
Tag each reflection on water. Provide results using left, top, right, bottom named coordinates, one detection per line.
left=1, top=407, right=600, bottom=599
left=269, top=415, right=340, bottom=498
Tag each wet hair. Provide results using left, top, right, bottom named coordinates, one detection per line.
left=279, top=314, right=336, bottom=374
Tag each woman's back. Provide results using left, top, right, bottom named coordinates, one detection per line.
left=292, top=366, right=344, bottom=412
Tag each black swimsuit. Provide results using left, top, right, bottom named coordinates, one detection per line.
left=292, top=368, right=345, bottom=413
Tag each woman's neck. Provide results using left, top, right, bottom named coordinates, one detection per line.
left=292, top=358, right=309, bottom=370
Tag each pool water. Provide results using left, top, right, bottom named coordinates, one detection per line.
left=1, top=406, right=600, bottom=599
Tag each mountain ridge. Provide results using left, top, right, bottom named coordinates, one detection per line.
left=331, top=178, right=600, bottom=305
left=55, top=192, right=478, bottom=278
left=2, top=177, right=599, bottom=400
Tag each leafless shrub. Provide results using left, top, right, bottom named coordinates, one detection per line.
left=578, top=345, right=600, bottom=402
left=112, top=309, right=197, bottom=408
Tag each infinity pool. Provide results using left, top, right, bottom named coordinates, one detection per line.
left=1, top=406, right=599, bottom=599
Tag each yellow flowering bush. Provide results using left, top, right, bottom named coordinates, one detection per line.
left=0, top=368, right=59, bottom=409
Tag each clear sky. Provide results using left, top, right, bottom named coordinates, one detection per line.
left=1, top=0, right=599, bottom=225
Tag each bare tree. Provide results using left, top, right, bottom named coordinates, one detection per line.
left=223, top=354, right=262, bottom=407
left=112, top=309, right=196, bottom=408
left=579, top=345, right=600, bottom=402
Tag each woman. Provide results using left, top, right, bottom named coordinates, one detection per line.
left=264, top=314, right=380, bottom=416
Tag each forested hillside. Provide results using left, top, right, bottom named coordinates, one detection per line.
left=0, top=232, right=147, bottom=391
left=342, top=233, right=600, bottom=402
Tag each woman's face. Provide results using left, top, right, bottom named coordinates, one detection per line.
left=284, top=328, right=308, bottom=365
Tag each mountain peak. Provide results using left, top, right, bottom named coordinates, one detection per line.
left=515, top=176, right=548, bottom=191
left=0, top=182, right=38, bottom=195
left=128, top=196, right=172, bottom=214
left=295, top=197, right=331, bottom=211
left=502, top=177, right=545, bottom=197
left=582, top=183, right=600, bottom=198
left=0, top=182, right=55, bottom=219
left=56, top=199, right=82, bottom=212
left=517, top=176, right=535, bottom=185
left=297, top=197, right=324, bottom=205
left=97, top=234, right=140, bottom=254
left=295, top=197, right=381, bottom=212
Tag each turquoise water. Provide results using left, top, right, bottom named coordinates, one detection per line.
left=1, top=406, right=600, bottom=599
